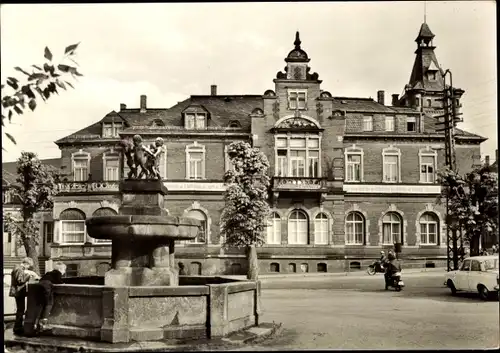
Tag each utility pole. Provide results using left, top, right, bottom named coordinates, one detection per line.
left=435, top=69, right=463, bottom=271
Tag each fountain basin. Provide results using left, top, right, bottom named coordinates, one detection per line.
left=24, top=277, right=262, bottom=343
left=86, top=215, right=201, bottom=240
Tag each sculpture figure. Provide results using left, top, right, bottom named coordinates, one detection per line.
left=121, top=135, right=164, bottom=180
left=143, top=137, right=164, bottom=180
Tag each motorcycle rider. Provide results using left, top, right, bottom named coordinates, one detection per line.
left=384, top=251, right=402, bottom=290
left=379, top=251, right=387, bottom=271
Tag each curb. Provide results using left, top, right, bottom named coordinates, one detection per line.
left=4, top=323, right=280, bottom=353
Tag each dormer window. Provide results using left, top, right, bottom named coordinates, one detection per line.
left=102, top=122, right=123, bottom=138
left=428, top=71, right=437, bottom=81
left=151, top=119, right=165, bottom=127
left=407, top=117, right=417, bottom=132
left=228, top=121, right=241, bottom=129
left=288, top=89, right=307, bottom=110
left=185, top=113, right=207, bottom=129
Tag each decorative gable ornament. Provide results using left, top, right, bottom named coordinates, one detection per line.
left=277, top=117, right=317, bottom=129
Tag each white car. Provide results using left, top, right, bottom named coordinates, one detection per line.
left=444, top=255, right=499, bottom=300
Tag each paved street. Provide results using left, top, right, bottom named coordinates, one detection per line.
left=241, top=272, right=499, bottom=350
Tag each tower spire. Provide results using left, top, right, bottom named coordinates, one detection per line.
left=424, top=1, right=427, bottom=23
left=294, top=31, right=301, bottom=49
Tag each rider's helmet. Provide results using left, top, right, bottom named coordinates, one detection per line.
left=380, top=251, right=385, bottom=255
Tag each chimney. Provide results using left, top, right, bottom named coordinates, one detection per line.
left=392, top=94, right=399, bottom=106
left=377, top=90, right=385, bottom=105
left=120, top=103, right=126, bottom=111
left=485, top=155, right=490, bottom=166
left=140, top=95, right=147, bottom=113
left=211, top=85, right=217, bottom=96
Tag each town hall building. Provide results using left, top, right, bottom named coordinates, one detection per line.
left=4, top=22, right=487, bottom=276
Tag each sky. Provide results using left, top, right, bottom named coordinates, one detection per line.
left=1, top=2, right=497, bottom=163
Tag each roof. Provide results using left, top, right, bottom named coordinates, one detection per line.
left=330, top=97, right=397, bottom=113
left=2, top=158, right=61, bottom=185
left=416, top=22, right=435, bottom=40
left=56, top=95, right=263, bottom=143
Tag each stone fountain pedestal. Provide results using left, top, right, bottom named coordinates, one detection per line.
left=87, top=179, right=200, bottom=287
left=19, top=178, right=268, bottom=346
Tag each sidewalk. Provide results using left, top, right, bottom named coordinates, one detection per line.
left=225, top=267, right=446, bottom=281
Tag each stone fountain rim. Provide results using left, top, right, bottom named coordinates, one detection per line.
left=85, top=215, right=202, bottom=226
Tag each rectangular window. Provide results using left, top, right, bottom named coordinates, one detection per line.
left=288, top=90, right=307, bottom=110
left=290, top=150, right=306, bottom=177
left=61, top=221, right=85, bottom=243
left=103, top=122, right=122, bottom=137
left=185, top=114, right=195, bottom=129
left=308, top=151, right=319, bottom=178
left=363, top=116, right=373, bottom=131
left=383, top=155, right=399, bottom=182
left=420, top=155, right=436, bottom=183
left=103, top=123, right=113, bottom=137
left=73, top=159, right=88, bottom=182
left=275, top=136, right=320, bottom=177
left=346, top=154, right=361, bottom=182
left=195, top=114, right=206, bottom=129
left=427, top=99, right=432, bottom=107
left=188, top=151, right=204, bottom=180
left=104, top=158, right=119, bottom=181
left=407, top=117, right=416, bottom=132
left=385, top=116, right=395, bottom=132
left=277, top=150, right=288, bottom=177
left=43, top=222, right=54, bottom=243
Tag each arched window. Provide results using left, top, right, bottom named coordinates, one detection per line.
left=420, top=212, right=439, bottom=245
left=345, top=212, right=365, bottom=245
left=266, top=212, right=281, bottom=245
left=382, top=212, right=402, bottom=244
left=60, top=209, right=86, bottom=244
left=314, top=213, right=328, bottom=245
left=186, top=210, right=207, bottom=243
left=288, top=210, right=308, bottom=244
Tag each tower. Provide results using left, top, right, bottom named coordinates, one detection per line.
left=398, top=22, right=464, bottom=119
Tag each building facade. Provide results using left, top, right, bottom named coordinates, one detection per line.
left=32, top=23, right=487, bottom=276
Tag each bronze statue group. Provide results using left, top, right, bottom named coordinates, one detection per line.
left=121, top=135, right=165, bottom=180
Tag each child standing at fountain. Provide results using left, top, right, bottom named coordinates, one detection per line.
left=10, top=257, right=40, bottom=335
left=36, top=262, right=67, bottom=332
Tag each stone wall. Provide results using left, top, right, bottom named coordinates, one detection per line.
left=24, top=278, right=261, bottom=343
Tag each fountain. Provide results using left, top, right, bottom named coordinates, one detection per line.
left=16, top=135, right=268, bottom=349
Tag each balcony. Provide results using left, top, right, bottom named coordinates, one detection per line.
left=271, top=177, right=327, bottom=192
left=56, top=181, right=120, bottom=194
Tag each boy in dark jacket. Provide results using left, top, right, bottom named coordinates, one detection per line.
left=10, top=257, right=40, bottom=335
left=37, top=262, right=66, bottom=331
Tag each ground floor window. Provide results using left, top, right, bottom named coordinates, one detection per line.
left=382, top=212, right=402, bottom=244
left=345, top=212, right=364, bottom=245
left=420, top=212, right=438, bottom=245
left=60, top=209, right=86, bottom=244
left=288, top=210, right=308, bottom=244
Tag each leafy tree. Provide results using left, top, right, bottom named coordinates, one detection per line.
left=437, top=166, right=498, bottom=256
left=4, top=152, right=57, bottom=275
left=1, top=43, right=83, bottom=150
left=220, top=141, right=271, bottom=280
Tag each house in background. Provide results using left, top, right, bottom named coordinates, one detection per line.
left=2, top=158, right=61, bottom=273
left=3, top=23, right=488, bottom=276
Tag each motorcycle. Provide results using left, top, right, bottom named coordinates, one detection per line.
left=385, top=271, right=405, bottom=291
left=367, top=260, right=385, bottom=275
